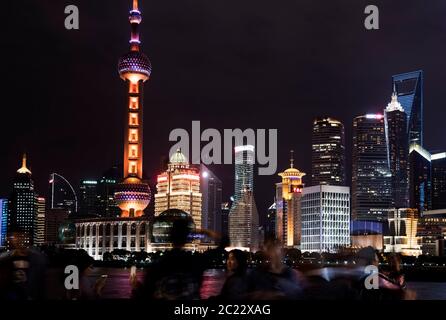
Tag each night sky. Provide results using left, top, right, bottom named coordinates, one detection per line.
left=1, top=0, right=446, bottom=219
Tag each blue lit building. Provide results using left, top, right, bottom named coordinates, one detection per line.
left=0, top=199, right=8, bottom=247
left=392, top=71, right=424, bottom=146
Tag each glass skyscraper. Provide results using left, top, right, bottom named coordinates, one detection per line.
left=432, top=152, right=446, bottom=210
left=234, top=145, right=254, bottom=204
left=311, top=117, right=346, bottom=186
left=409, top=144, right=432, bottom=213
left=352, top=114, right=392, bottom=222
left=392, top=70, right=424, bottom=146
left=200, top=164, right=222, bottom=233
left=384, top=91, right=409, bottom=208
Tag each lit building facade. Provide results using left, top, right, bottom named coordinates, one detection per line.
left=417, top=209, right=446, bottom=256
left=392, top=70, right=424, bottom=146
left=97, top=166, right=121, bottom=217
left=311, top=117, right=346, bottom=186
left=301, top=185, right=350, bottom=253
left=79, top=179, right=99, bottom=216
left=200, top=164, right=222, bottom=233
left=114, top=0, right=151, bottom=218
left=0, top=199, right=8, bottom=247
left=33, top=196, right=46, bottom=246
left=155, top=149, right=202, bottom=229
left=383, top=208, right=421, bottom=256
left=352, top=114, right=392, bottom=222
left=276, top=152, right=305, bottom=247
left=409, top=143, right=432, bottom=213
left=385, top=91, right=409, bottom=208
left=234, top=145, right=254, bottom=204
left=432, top=152, right=446, bottom=210
left=8, top=154, right=36, bottom=248
left=229, top=189, right=259, bottom=251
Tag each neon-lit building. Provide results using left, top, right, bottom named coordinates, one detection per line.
left=8, top=154, right=36, bottom=248
left=409, top=143, right=432, bottom=213
left=301, top=185, right=350, bottom=253
left=114, top=0, right=151, bottom=218
left=276, top=151, right=305, bottom=247
left=0, top=199, right=8, bottom=247
left=75, top=1, right=152, bottom=259
left=33, top=196, right=46, bottom=246
left=155, top=149, right=202, bottom=229
left=383, top=208, right=421, bottom=256
left=352, top=114, right=392, bottom=222
left=311, top=117, right=346, bottom=186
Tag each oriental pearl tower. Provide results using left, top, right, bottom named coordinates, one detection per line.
left=114, top=0, right=152, bottom=218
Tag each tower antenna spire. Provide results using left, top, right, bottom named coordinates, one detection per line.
left=290, top=150, right=294, bottom=168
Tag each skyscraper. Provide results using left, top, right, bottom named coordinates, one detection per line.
left=114, top=0, right=151, bottom=218
left=33, top=196, right=46, bottom=246
left=79, top=179, right=99, bottom=216
left=432, top=152, right=446, bottom=210
left=200, top=165, right=222, bottom=233
left=229, top=189, right=259, bottom=251
left=8, top=154, right=36, bottom=248
left=409, top=144, right=432, bottom=213
left=276, top=151, right=305, bottom=247
left=45, top=208, right=69, bottom=245
left=0, top=199, right=8, bottom=247
left=97, top=166, right=121, bottom=217
left=234, top=145, right=254, bottom=204
left=352, top=114, right=392, bottom=222
left=392, top=71, right=424, bottom=146
left=301, top=185, right=350, bottom=253
left=49, top=173, right=78, bottom=214
left=311, top=117, right=346, bottom=186
left=384, top=90, right=409, bottom=208
left=221, top=202, right=231, bottom=240
left=155, top=149, right=202, bottom=228
left=265, top=202, right=276, bottom=240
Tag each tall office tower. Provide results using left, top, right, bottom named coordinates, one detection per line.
left=114, top=0, right=151, bottom=218
left=8, top=154, right=36, bottom=248
left=45, top=208, right=69, bottom=245
left=97, top=166, right=120, bottom=217
left=392, top=71, right=424, bottom=146
left=0, top=199, right=8, bottom=246
left=352, top=114, right=392, bottom=222
left=276, top=152, right=305, bottom=247
left=79, top=179, right=98, bottom=216
left=384, top=90, right=409, bottom=208
left=221, top=202, right=231, bottom=239
left=432, top=152, right=446, bottom=210
left=48, top=173, right=78, bottom=214
left=311, top=117, right=346, bottom=186
left=383, top=208, right=421, bottom=256
left=155, top=149, right=202, bottom=228
left=409, top=144, right=432, bottom=213
left=234, top=145, right=255, bottom=204
left=33, top=196, right=46, bottom=246
left=301, top=185, right=350, bottom=253
left=200, top=165, right=222, bottom=233
left=229, top=188, right=259, bottom=251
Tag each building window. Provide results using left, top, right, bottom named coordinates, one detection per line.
left=130, top=113, right=138, bottom=126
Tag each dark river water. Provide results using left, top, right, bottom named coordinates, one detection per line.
left=88, top=267, right=446, bottom=300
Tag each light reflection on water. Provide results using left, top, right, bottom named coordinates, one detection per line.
left=89, top=267, right=446, bottom=300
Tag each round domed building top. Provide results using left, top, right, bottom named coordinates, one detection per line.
left=118, top=51, right=152, bottom=80
left=151, top=209, right=196, bottom=244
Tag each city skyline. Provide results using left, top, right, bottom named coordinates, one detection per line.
left=2, top=0, right=446, bottom=219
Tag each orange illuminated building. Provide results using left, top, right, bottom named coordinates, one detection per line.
left=155, top=149, right=202, bottom=229
left=276, top=151, right=305, bottom=247
left=114, top=0, right=152, bottom=218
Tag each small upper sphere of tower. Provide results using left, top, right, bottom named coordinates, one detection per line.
left=118, top=51, right=152, bottom=79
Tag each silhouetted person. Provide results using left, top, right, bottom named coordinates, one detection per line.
left=220, top=249, right=249, bottom=299
left=131, top=219, right=206, bottom=300
left=0, top=231, right=47, bottom=300
left=246, top=239, right=305, bottom=300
